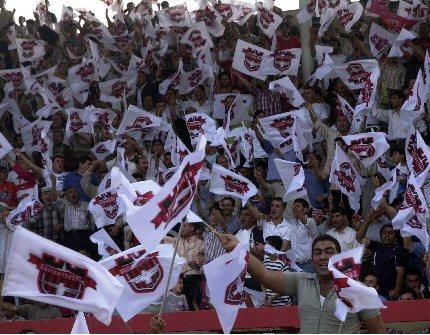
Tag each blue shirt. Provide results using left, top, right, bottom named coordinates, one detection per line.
left=303, top=168, right=329, bottom=209
left=63, top=172, right=93, bottom=202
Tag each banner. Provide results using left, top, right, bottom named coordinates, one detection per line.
left=342, top=132, right=389, bottom=168
left=232, top=39, right=271, bottom=81
left=274, top=159, right=307, bottom=202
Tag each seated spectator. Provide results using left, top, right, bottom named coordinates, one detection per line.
left=162, top=274, right=189, bottom=312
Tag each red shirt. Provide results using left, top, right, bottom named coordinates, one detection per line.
left=0, top=182, right=17, bottom=208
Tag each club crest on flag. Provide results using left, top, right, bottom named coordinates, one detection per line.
left=28, top=253, right=97, bottom=299
left=20, top=40, right=38, bottom=58
left=348, top=137, right=376, bottom=159
left=258, top=6, right=275, bottom=29
left=401, top=183, right=426, bottom=213
left=188, top=69, right=203, bottom=87
left=273, top=50, right=295, bottom=72
left=333, top=162, right=356, bottom=193
left=109, top=251, right=163, bottom=293
left=221, top=175, right=250, bottom=195
left=346, top=63, right=370, bottom=85
left=133, top=190, right=154, bottom=206
left=151, top=161, right=203, bottom=228
left=242, top=47, right=264, bottom=72
left=224, top=267, right=247, bottom=305
left=76, top=63, right=96, bottom=83
left=93, top=191, right=119, bottom=219
left=215, top=3, right=233, bottom=20
left=169, top=5, right=187, bottom=23
left=69, top=112, right=88, bottom=133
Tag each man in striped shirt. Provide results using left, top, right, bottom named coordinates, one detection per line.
left=202, top=205, right=226, bottom=264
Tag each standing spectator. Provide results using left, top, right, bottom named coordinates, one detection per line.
left=0, top=166, right=17, bottom=208
left=63, top=155, right=93, bottom=202
left=326, top=207, right=360, bottom=252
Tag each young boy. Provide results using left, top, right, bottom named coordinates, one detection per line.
left=163, top=274, right=189, bottom=312
left=262, top=235, right=293, bottom=307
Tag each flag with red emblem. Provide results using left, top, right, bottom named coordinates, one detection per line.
left=213, top=93, right=253, bottom=122
left=328, top=245, right=385, bottom=321
left=68, top=59, right=99, bottom=104
left=194, top=1, right=225, bottom=37
left=209, top=163, right=257, bottom=206
left=336, top=2, right=364, bottom=33
left=159, top=59, right=183, bottom=94
left=392, top=173, right=429, bottom=250
left=369, top=22, right=396, bottom=57
left=371, top=165, right=400, bottom=209
left=90, top=228, right=121, bottom=260
left=397, top=0, right=429, bottom=20
left=6, top=192, right=42, bottom=230
left=16, top=38, right=46, bottom=63
left=329, top=145, right=362, bottom=212
left=157, top=3, right=192, bottom=27
left=91, top=139, right=117, bottom=161
left=366, top=0, right=416, bottom=32
left=185, top=112, right=217, bottom=145
left=268, top=75, right=305, bottom=107
left=274, top=159, right=307, bottom=202
left=256, top=3, right=282, bottom=37
left=402, top=69, right=427, bottom=115
left=178, top=64, right=212, bottom=94
left=263, top=48, right=302, bottom=76
left=99, top=73, right=137, bottom=103
left=336, top=94, right=361, bottom=134
left=2, top=227, right=124, bottom=325
left=232, top=39, right=271, bottom=80
left=20, top=119, right=52, bottom=155
left=117, top=105, right=162, bottom=135
left=388, top=28, right=416, bottom=58
left=0, top=68, right=24, bottom=89
left=100, top=243, right=185, bottom=322
left=181, top=26, right=214, bottom=57
left=39, top=76, right=74, bottom=109
left=65, top=108, right=94, bottom=139
left=203, top=243, right=248, bottom=334
left=405, top=130, right=430, bottom=187
left=122, top=136, right=206, bottom=252
left=341, top=132, right=389, bottom=168
left=332, top=59, right=379, bottom=90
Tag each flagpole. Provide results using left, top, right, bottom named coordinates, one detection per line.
left=157, top=220, right=184, bottom=319
left=201, top=220, right=222, bottom=238
left=337, top=321, right=344, bottom=334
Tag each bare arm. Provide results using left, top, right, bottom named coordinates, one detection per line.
left=13, top=149, right=43, bottom=176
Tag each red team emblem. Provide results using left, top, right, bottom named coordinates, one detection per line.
left=111, top=81, right=128, bottom=98
left=109, top=251, right=163, bottom=293
left=329, top=257, right=361, bottom=308
left=188, top=30, right=207, bottom=49
left=2, top=71, right=23, bottom=87
left=93, top=191, right=119, bottom=219
left=333, top=162, right=356, bottom=193
left=69, top=112, right=88, bottom=133
left=273, top=50, right=295, bottom=72
left=348, top=137, right=376, bottom=159
left=9, top=206, right=32, bottom=226
left=188, top=69, right=203, bottom=87
left=401, top=183, right=425, bottom=213
left=125, top=117, right=153, bottom=131
left=242, top=48, right=264, bottom=72
left=407, top=134, right=429, bottom=175
left=28, top=253, right=97, bottom=299
left=133, top=191, right=154, bottom=206
left=151, top=161, right=203, bottom=228
left=169, top=6, right=186, bottom=23
left=269, top=115, right=295, bottom=148
left=186, top=116, right=206, bottom=139
left=215, top=3, right=233, bottom=20
left=346, top=63, right=370, bottom=85
left=258, top=7, right=275, bottom=29
left=20, top=40, right=38, bottom=58
left=224, top=261, right=247, bottom=305
left=76, top=63, right=95, bottom=83
left=221, top=175, right=250, bottom=195
left=370, top=34, right=389, bottom=51
left=337, top=9, right=354, bottom=27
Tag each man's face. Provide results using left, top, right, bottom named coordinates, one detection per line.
left=292, top=202, right=307, bottom=219
left=380, top=226, right=396, bottom=245
left=194, top=87, right=205, bottom=101
left=41, top=191, right=52, bottom=203
left=220, top=199, right=234, bottom=216
left=66, top=188, right=79, bottom=204
left=209, top=209, right=224, bottom=227
left=220, top=74, right=230, bottom=88
left=364, top=275, right=378, bottom=289
left=406, top=274, right=421, bottom=289
left=53, top=157, right=64, bottom=173
left=302, top=88, right=315, bottom=103
left=0, top=170, right=8, bottom=182
left=80, top=160, right=92, bottom=172
left=143, top=95, right=154, bottom=110
left=216, top=155, right=229, bottom=169
left=270, top=200, right=284, bottom=219
left=138, top=157, right=148, bottom=173
left=390, top=95, right=402, bottom=109
left=336, top=116, right=349, bottom=134
left=331, top=212, right=346, bottom=230
left=163, top=152, right=173, bottom=167
left=51, top=114, right=63, bottom=128
left=53, top=131, right=64, bottom=144
left=181, top=222, right=194, bottom=238
left=312, top=240, right=338, bottom=277
left=239, top=208, right=256, bottom=229
left=391, top=151, right=404, bottom=164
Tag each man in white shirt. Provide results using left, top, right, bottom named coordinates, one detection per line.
left=287, top=199, right=318, bottom=273
left=248, top=197, right=291, bottom=251
left=327, top=207, right=360, bottom=252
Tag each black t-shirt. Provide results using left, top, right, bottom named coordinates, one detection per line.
left=367, top=241, right=409, bottom=297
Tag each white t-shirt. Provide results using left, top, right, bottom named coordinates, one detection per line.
left=260, top=219, right=292, bottom=242
left=43, top=170, right=67, bottom=191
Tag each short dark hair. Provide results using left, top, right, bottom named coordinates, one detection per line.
left=293, top=198, right=310, bottom=209
left=379, top=224, right=393, bottom=237
left=222, top=196, right=235, bottom=205
left=406, top=267, right=422, bottom=278
left=331, top=206, right=348, bottom=217
left=312, top=234, right=342, bottom=253
left=272, top=197, right=286, bottom=208
left=265, top=235, right=283, bottom=251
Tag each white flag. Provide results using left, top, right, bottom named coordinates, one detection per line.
left=90, top=228, right=121, bottom=260
left=16, top=38, right=46, bottom=63
left=332, top=59, right=379, bottom=90
left=329, top=145, right=362, bottom=212
left=336, top=2, right=364, bottom=33
left=181, top=26, right=214, bottom=57
left=185, top=112, right=217, bottom=144
left=405, top=130, right=430, bottom=186
left=274, top=159, right=308, bottom=202
left=297, top=0, right=315, bottom=23
left=328, top=245, right=384, bottom=322
left=6, top=194, right=42, bottom=230
left=20, top=119, right=52, bottom=155
left=0, top=68, right=24, bottom=88
left=268, top=76, right=305, bottom=107
left=371, top=165, right=399, bottom=209
left=159, top=59, right=183, bottom=94
left=178, top=65, right=212, bottom=94
left=213, top=93, right=253, bottom=121
left=91, top=139, right=117, bottom=161
left=194, top=2, right=225, bottom=37
left=122, top=136, right=206, bottom=252
left=2, top=227, right=124, bottom=325
left=263, top=48, right=302, bottom=76
left=98, top=166, right=134, bottom=194
left=0, top=131, right=13, bottom=160
left=209, top=163, right=257, bottom=206
left=336, top=94, right=362, bottom=134
left=65, top=108, right=94, bottom=139
left=388, top=28, right=416, bottom=58
left=401, top=69, right=427, bottom=115
left=40, top=76, right=73, bottom=109
left=157, top=3, right=192, bottom=27
left=99, top=73, right=137, bottom=103
left=342, top=132, right=389, bottom=168
left=100, top=244, right=186, bottom=322
left=68, top=59, right=99, bottom=104
left=256, top=3, right=282, bottom=37
left=117, top=105, right=162, bottom=135
left=71, top=312, right=89, bottom=334
left=232, top=39, right=270, bottom=81
left=203, top=243, right=248, bottom=334
left=424, top=50, right=430, bottom=93
left=369, top=22, right=396, bottom=57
